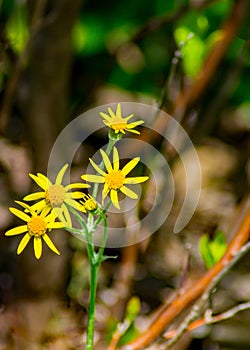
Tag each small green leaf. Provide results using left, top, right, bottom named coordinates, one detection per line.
left=210, top=231, right=227, bottom=263
left=174, top=27, right=205, bottom=77
left=199, top=231, right=227, bottom=269
left=199, top=234, right=215, bottom=269
left=125, top=296, right=140, bottom=323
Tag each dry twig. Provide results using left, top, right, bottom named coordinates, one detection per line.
left=120, top=203, right=250, bottom=349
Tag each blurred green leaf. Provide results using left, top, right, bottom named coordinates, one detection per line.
left=6, top=4, right=29, bottom=53
left=199, top=235, right=215, bottom=269
left=199, top=231, right=227, bottom=269
left=125, top=296, right=140, bottom=323
left=72, top=16, right=106, bottom=55
left=174, top=27, right=205, bottom=77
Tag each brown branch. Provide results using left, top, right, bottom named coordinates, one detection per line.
left=165, top=240, right=250, bottom=348
left=121, top=203, right=250, bottom=350
left=164, top=301, right=250, bottom=340
left=175, top=0, right=249, bottom=113
left=113, top=0, right=218, bottom=54
left=127, top=0, right=248, bottom=153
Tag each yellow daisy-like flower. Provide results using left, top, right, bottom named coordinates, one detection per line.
left=80, top=194, right=98, bottom=212
left=100, top=103, right=144, bottom=135
left=81, top=147, right=148, bottom=209
left=5, top=202, right=63, bottom=259
left=23, top=164, right=90, bottom=227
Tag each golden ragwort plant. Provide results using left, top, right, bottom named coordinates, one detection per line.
left=5, top=103, right=148, bottom=349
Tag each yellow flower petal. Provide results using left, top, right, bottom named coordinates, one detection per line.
left=55, top=164, right=68, bottom=185
left=124, top=176, right=149, bottom=184
left=65, top=197, right=82, bottom=210
left=82, top=174, right=105, bottom=183
left=126, top=129, right=140, bottom=134
left=47, top=222, right=63, bottom=229
left=29, top=173, right=48, bottom=190
left=113, top=147, right=119, bottom=171
left=9, top=207, right=31, bottom=222
left=23, top=192, right=45, bottom=201
left=37, top=173, right=52, bottom=186
left=70, top=191, right=85, bottom=199
left=123, top=113, right=135, bottom=122
left=110, top=189, right=120, bottom=209
left=100, top=149, right=112, bottom=172
left=116, top=103, right=122, bottom=117
left=53, top=206, right=62, bottom=217
left=40, top=206, right=52, bottom=218
left=103, top=183, right=109, bottom=196
left=5, top=225, right=28, bottom=236
left=64, top=183, right=90, bottom=191
left=34, top=237, right=42, bottom=259
left=61, top=203, right=72, bottom=228
left=15, top=201, right=37, bottom=216
left=89, top=158, right=106, bottom=176
left=100, top=111, right=112, bottom=122
left=17, top=233, right=31, bottom=255
left=31, top=200, right=48, bottom=212
left=101, top=184, right=109, bottom=205
left=126, top=120, right=144, bottom=128
left=43, top=234, right=60, bottom=255
left=45, top=210, right=57, bottom=222
left=108, top=106, right=117, bottom=118
left=120, top=186, right=138, bottom=199
left=121, top=157, right=140, bottom=176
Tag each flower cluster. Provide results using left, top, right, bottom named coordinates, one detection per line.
left=5, top=103, right=148, bottom=259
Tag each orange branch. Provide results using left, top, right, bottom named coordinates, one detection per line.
left=121, top=207, right=250, bottom=350
left=128, top=0, right=248, bottom=152
left=164, top=301, right=250, bottom=340
left=177, top=0, right=248, bottom=111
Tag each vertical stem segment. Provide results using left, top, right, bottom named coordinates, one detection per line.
left=86, top=259, right=99, bottom=350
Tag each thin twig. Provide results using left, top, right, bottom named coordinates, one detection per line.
left=113, top=0, right=217, bottom=54
left=165, top=241, right=250, bottom=348
left=164, top=301, right=250, bottom=340
left=121, top=204, right=250, bottom=350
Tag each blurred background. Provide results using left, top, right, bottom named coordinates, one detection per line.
left=0, top=0, right=250, bottom=349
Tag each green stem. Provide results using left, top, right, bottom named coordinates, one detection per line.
left=86, top=259, right=99, bottom=350
left=85, top=211, right=109, bottom=349
left=96, top=213, right=107, bottom=264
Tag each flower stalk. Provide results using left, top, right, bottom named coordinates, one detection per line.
left=4, top=103, right=147, bottom=349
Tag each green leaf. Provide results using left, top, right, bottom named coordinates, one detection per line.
left=174, top=27, right=205, bottom=77
left=6, top=5, right=29, bottom=53
left=210, top=231, right=227, bottom=263
left=199, top=234, right=215, bottom=269
left=199, top=231, right=227, bottom=269
left=125, top=296, right=140, bottom=323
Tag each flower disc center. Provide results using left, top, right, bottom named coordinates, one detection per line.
left=45, top=184, right=65, bottom=207
left=111, top=119, right=127, bottom=132
left=28, top=217, right=47, bottom=236
left=105, top=170, right=125, bottom=190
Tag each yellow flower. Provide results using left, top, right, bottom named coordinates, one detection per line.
left=81, top=147, right=148, bottom=209
left=23, top=164, right=90, bottom=227
left=80, top=194, right=98, bottom=212
left=100, top=103, right=144, bottom=135
left=5, top=202, right=63, bottom=259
